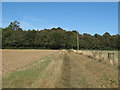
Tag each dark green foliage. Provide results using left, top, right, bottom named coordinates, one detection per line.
left=2, top=21, right=119, bottom=50
left=8, top=21, right=20, bottom=30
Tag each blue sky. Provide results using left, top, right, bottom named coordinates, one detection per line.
left=2, top=2, right=118, bottom=35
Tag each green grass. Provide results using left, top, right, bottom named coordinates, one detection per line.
left=3, top=54, right=54, bottom=88
left=2, top=50, right=118, bottom=88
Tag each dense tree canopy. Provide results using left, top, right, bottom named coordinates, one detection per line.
left=2, top=21, right=119, bottom=50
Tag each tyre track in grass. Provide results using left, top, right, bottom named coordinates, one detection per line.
left=57, top=50, right=100, bottom=88
left=2, top=50, right=118, bottom=88
left=31, top=51, right=64, bottom=88
left=56, top=50, right=118, bottom=88
left=63, top=51, right=118, bottom=88
left=58, top=51, right=72, bottom=88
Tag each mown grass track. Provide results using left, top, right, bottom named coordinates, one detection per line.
left=2, top=50, right=118, bottom=88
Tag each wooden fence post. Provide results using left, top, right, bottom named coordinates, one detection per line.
left=108, top=53, right=114, bottom=65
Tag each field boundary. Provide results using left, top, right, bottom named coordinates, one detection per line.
left=71, top=49, right=118, bottom=65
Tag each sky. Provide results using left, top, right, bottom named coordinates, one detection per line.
left=2, top=2, right=118, bottom=35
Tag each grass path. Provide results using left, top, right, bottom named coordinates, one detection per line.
left=66, top=51, right=118, bottom=88
left=2, top=50, right=118, bottom=88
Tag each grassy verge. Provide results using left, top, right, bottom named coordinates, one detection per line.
left=2, top=52, right=58, bottom=88
left=2, top=50, right=118, bottom=88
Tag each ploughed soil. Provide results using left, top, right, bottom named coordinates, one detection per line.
left=2, top=49, right=57, bottom=76
left=2, top=50, right=118, bottom=88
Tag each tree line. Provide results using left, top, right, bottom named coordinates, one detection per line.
left=2, top=21, right=120, bottom=50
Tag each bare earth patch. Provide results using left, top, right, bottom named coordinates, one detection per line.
left=2, top=49, right=58, bottom=76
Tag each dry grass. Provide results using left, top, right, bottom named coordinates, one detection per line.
left=74, top=50, right=119, bottom=65
left=69, top=51, right=118, bottom=88
left=3, top=51, right=63, bottom=88
left=2, top=49, right=57, bottom=76
left=2, top=50, right=118, bottom=88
